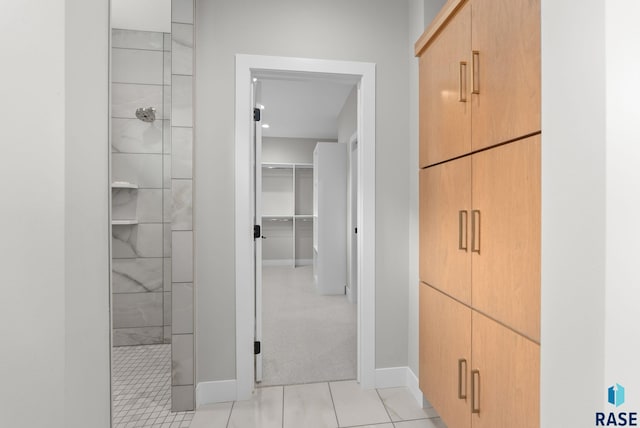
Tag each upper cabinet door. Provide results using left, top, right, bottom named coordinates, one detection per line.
left=420, top=2, right=472, bottom=167
left=420, top=156, right=471, bottom=305
left=470, top=0, right=540, bottom=151
left=471, top=135, right=540, bottom=342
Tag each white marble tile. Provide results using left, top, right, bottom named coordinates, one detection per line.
left=172, top=283, right=193, bottom=334
left=112, top=48, right=164, bottom=85
left=164, top=188, right=172, bottom=222
left=172, top=127, right=193, bottom=178
left=172, top=385, right=194, bottom=412
left=164, top=291, right=172, bottom=325
left=172, top=0, right=194, bottom=24
left=112, top=258, right=163, bottom=293
left=189, top=402, right=233, bottom=428
left=111, top=118, right=164, bottom=154
left=112, top=292, right=163, bottom=328
left=172, top=23, right=193, bottom=76
left=172, top=75, right=192, bottom=127
left=283, top=383, right=337, bottom=428
left=227, top=386, right=283, bottom=428
left=164, top=84, right=172, bottom=120
left=377, top=387, right=438, bottom=422
left=172, top=231, right=193, bottom=282
left=342, top=425, right=393, bottom=428
left=163, top=119, right=171, bottom=153
left=164, top=51, right=172, bottom=85
left=172, top=179, right=192, bottom=230
left=112, top=29, right=164, bottom=50
left=394, top=418, right=447, bottom=428
left=163, top=153, right=172, bottom=189
left=113, top=326, right=164, bottom=346
left=172, top=334, right=193, bottom=385
left=164, top=223, right=172, bottom=257
left=112, top=153, right=163, bottom=189
left=329, top=381, right=391, bottom=428
left=113, top=188, right=163, bottom=223
left=112, top=223, right=163, bottom=258
left=112, top=83, right=164, bottom=119
left=164, top=258, right=172, bottom=292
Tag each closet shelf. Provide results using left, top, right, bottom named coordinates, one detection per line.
left=263, top=215, right=293, bottom=222
left=112, top=219, right=139, bottom=225
left=111, top=181, right=138, bottom=189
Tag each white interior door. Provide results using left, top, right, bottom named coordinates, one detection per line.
left=253, top=84, right=264, bottom=384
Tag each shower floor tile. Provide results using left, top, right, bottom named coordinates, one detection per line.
left=112, top=344, right=194, bottom=427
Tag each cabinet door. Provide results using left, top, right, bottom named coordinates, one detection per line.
left=420, top=156, right=471, bottom=304
left=471, top=312, right=539, bottom=428
left=419, top=1, right=472, bottom=167
left=470, top=0, right=540, bottom=150
left=420, top=284, right=471, bottom=428
left=471, top=136, right=540, bottom=341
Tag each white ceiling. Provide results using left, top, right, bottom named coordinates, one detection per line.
left=256, top=74, right=357, bottom=140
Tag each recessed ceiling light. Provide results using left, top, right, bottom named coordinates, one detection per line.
left=262, top=124, right=270, bottom=129
left=252, top=77, right=257, bottom=82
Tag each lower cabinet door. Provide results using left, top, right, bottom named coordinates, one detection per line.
left=420, top=283, right=471, bottom=428
left=471, top=311, right=540, bottom=428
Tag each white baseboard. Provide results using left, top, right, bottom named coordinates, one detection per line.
left=375, top=367, right=424, bottom=407
left=196, top=379, right=237, bottom=407
left=405, top=367, right=423, bottom=407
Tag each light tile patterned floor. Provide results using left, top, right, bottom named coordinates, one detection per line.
left=112, top=344, right=194, bottom=428
left=189, top=380, right=446, bottom=428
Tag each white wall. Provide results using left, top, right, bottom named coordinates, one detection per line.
left=605, top=0, right=640, bottom=411
left=541, top=0, right=607, bottom=426
left=262, top=137, right=318, bottom=164
left=111, top=0, right=171, bottom=32
left=0, top=1, right=66, bottom=425
left=195, top=0, right=411, bottom=382
left=338, top=86, right=357, bottom=144
left=0, top=0, right=110, bottom=427
left=65, top=0, right=111, bottom=425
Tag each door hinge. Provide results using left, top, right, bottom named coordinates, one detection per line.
left=254, top=341, right=261, bottom=355
left=253, top=107, right=261, bottom=121
left=254, top=225, right=261, bottom=239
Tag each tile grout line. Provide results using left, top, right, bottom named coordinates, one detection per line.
left=225, top=400, right=235, bottom=428
left=282, top=385, right=286, bottom=428
left=327, top=382, right=341, bottom=428
left=376, top=388, right=395, bottom=426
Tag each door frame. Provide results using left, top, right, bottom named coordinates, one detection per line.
left=235, top=54, right=376, bottom=400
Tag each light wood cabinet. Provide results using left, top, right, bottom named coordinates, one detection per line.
left=471, top=136, right=541, bottom=341
left=419, top=1, right=471, bottom=168
left=471, top=312, right=539, bottom=428
left=420, top=284, right=471, bottom=428
left=470, top=0, right=540, bottom=151
left=417, top=0, right=540, bottom=166
left=419, top=157, right=471, bottom=305
left=416, top=0, right=540, bottom=427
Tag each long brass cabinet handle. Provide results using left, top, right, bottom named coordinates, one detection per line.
left=459, top=61, right=467, bottom=102
left=458, top=358, right=467, bottom=399
left=472, top=51, right=480, bottom=94
left=471, top=210, right=481, bottom=253
left=471, top=369, right=480, bottom=414
left=458, top=210, right=468, bottom=251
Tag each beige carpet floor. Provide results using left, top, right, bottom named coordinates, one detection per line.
left=260, top=265, right=357, bottom=387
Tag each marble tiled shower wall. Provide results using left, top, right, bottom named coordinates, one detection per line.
left=170, top=0, right=195, bottom=412
left=111, top=28, right=173, bottom=346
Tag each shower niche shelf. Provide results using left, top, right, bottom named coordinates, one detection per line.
left=112, top=219, right=139, bottom=226
left=111, top=181, right=138, bottom=189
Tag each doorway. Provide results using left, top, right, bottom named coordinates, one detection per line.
left=253, top=75, right=357, bottom=386
left=235, top=55, right=377, bottom=400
